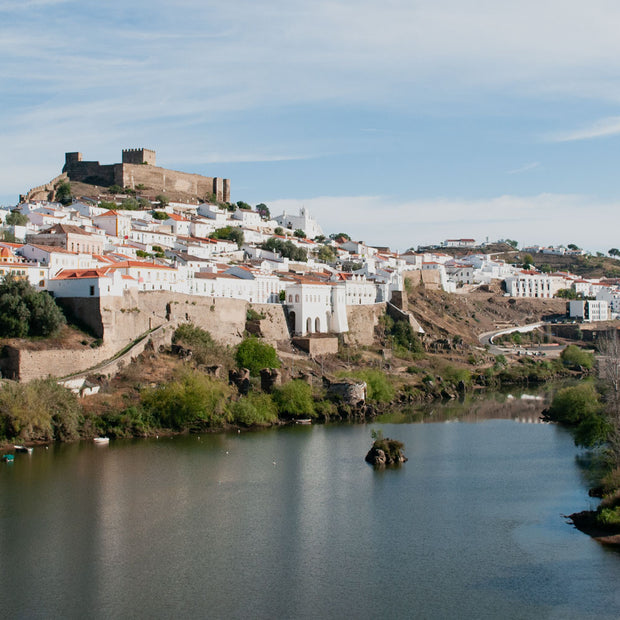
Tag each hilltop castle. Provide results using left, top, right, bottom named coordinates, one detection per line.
left=20, top=148, right=231, bottom=204
left=62, top=148, right=230, bottom=202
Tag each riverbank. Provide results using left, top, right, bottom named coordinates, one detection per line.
left=569, top=510, right=620, bottom=547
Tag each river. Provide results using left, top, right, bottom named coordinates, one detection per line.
left=2, top=394, right=620, bottom=619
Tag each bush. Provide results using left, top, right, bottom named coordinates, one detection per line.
left=272, top=380, right=315, bottom=418
left=0, top=379, right=81, bottom=442
left=173, top=324, right=233, bottom=369
left=141, top=370, right=233, bottom=430
left=152, top=211, right=169, bottom=220
left=235, top=337, right=280, bottom=376
left=0, top=274, right=66, bottom=338
left=231, top=393, right=278, bottom=427
left=547, top=383, right=607, bottom=447
left=346, top=369, right=395, bottom=403
left=561, top=344, right=594, bottom=370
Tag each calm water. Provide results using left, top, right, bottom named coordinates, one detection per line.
left=2, top=398, right=620, bottom=619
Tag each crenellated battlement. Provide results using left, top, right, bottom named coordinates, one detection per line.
left=122, top=148, right=156, bottom=166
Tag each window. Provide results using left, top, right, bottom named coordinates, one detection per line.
left=89, top=285, right=95, bottom=296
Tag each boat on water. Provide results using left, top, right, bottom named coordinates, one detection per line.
left=14, top=445, right=33, bottom=454
left=93, top=437, right=110, bottom=444
left=2, top=454, right=14, bottom=463
left=295, top=419, right=312, bottom=425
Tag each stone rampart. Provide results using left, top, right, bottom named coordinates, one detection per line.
left=251, top=304, right=291, bottom=343
left=20, top=173, right=68, bottom=203
left=119, top=164, right=229, bottom=202
left=292, top=336, right=339, bottom=356
left=345, top=303, right=386, bottom=346
left=0, top=343, right=115, bottom=382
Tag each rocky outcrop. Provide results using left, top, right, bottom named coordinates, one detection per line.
left=365, top=436, right=407, bottom=466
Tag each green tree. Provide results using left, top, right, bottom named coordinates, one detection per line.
left=98, top=201, right=118, bottom=210
left=522, top=253, right=534, bottom=269
left=561, top=344, right=594, bottom=370
left=212, top=226, right=244, bottom=247
left=505, top=239, right=519, bottom=249
left=317, top=245, right=336, bottom=262
left=555, top=288, right=578, bottom=299
left=120, top=198, right=140, bottom=210
left=261, top=237, right=307, bottom=261
left=547, top=383, right=607, bottom=447
left=235, top=336, right=281, bottom=376
left=55, top=181, right=72, bottom=205
left=0, top=275, right=65, bottom=338
left=274, top=227, right=284, bottom=236
left=5, top=211, right=28, bottom=226
left=330, top=232, right=351, bottom=242
left=152, top=211, right=169, bottom=220
left=609, top=248, right=620, bottom=257
left=156, top=194, right=169, bottom=208
left=568, top=243, right=580, bottom=250
left=236, top=201, right=252, bottom=210
left=294, top=228, right=306, bottom=238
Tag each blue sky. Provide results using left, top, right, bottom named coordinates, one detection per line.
left=2, top=0, right=620, bottom=252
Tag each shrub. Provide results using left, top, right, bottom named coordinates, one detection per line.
left=173, top=324, right=233, bottom=369
left=443, top=365, right=472, bottom=386
left=0, top=379, right=81, bottom=442
left=561, top=344, right=594, bottom=370
left=547, top=383, right=607, bottom=447
left=235, top=337, right=280, bottom=376
left=152, top=211, right=169, bottom=220
left=141, top=370, right=233, bottom=430
left=346, top=369, right=395, bottom=403
left=231, top=393, right=278, bottom=427
left=273, top=380, right=315, bottom=418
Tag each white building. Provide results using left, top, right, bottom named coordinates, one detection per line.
left=569, top=300, right=609, bottom=322
left=285, top=279, right=348, bottom=336
left=504, top=271, right=568, bottom=298
left=274, top=207, right=323, bottom=240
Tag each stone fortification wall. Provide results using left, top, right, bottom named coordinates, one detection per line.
left=119, top=164, right=230, bottom=202
left=20, top=173, right=68, bottom=203
left=62, top=153, right=118, bottom=187
left=403, top=270, right=442, bottom=290
left=250, top=304, right=291, bottom=344
left=61, top=291, right=249, bottom=348
left=1, top=343, right=115, bottom=383
left=292, top=336, right=339, bottom=356
left=345, top=303, right=386, bottom=346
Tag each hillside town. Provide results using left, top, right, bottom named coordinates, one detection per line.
left=1, top=191, right=619, bottom=333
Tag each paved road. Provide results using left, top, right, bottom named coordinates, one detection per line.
left=479, top=322, right=565, bottom=358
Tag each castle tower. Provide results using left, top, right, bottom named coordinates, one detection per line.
left=122, top=148, right=156, bottom=166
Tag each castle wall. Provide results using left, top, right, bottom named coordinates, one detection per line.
left=60, top=150, right=230, bottom=201
left=120, top=164, right=230, bottom=202
left=250, top=303, right=291, bottom=344
left=21, top=173, right=68, bottom=203
left=345, top=303, right=386, bottom=346
left=0, top=343, right=115, bottom=382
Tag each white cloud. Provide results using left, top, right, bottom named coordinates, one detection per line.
left=268, top=193, right=620, bottom=253
left=507, top=162, right=540, bottom=174
left=548, top=116, right=620, bottom=142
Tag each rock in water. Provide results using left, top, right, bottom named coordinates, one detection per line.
left=365, top=437, right=407, bottom=466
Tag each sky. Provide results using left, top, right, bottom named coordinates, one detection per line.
left=2, top=0, right=620, bottom=253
